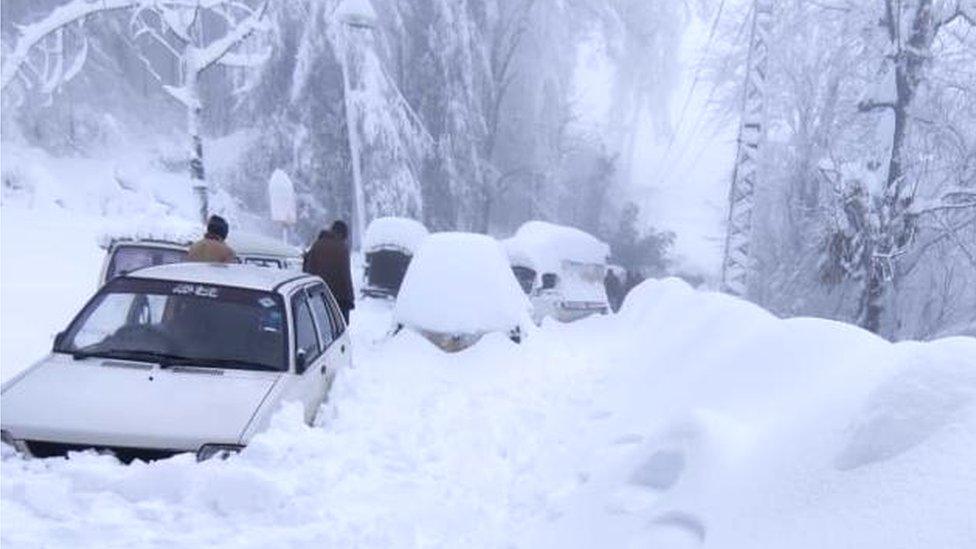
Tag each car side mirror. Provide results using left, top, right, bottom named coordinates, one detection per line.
left=541, top=273, right=558, bottom=290
left=52, top=331, right=66, bottom=351
left=295, top=349, right=307, bottom=374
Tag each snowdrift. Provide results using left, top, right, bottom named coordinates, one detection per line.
left=532, top=278, right=976, bottom=548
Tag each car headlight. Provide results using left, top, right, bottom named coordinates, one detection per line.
left=196, top=444, right=243, bottom=462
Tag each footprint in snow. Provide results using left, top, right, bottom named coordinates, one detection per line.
left=644, top=510, right=707, bottom=547
left=629, top=448, right=685, bottom=490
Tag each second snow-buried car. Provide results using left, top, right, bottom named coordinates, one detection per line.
left=0, top=263, right=351, bottom=463
left=362, top=216, right=429, bottom=299
left=392, top=232, right=533, bottom=352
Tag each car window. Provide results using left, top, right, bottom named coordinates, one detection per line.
left=512, top=266, right=536, bottom=295
left=323, top=288, right=346, bottom=338
left=244, top=257, right=283, bottom=269
left=107, top=246, right=187, bottom=281
left=292, top=294, right=321, bottom=364
left=306, top=286, right=336, bottom=349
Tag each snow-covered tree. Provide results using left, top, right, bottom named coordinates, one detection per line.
left=705, top=0, right=976, bottom=338
left=2, top=0, right=273, bottom=223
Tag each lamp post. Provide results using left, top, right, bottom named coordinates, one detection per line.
left=336, top=0, right=377, bottom=251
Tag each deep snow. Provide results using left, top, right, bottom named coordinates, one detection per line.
left=2, top=169, right=976, bottom=547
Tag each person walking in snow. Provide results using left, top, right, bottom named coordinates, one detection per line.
left=604, top=268, right=624, bottom=313
left=187, top=215, right=237, bottom=263
left=304, top=220, right=355, bottom=324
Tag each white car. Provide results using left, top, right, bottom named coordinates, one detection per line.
left=1, top=263, right=351, bottom=463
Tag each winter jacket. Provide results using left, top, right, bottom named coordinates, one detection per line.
left=304, top=234, right=355, bottom=308
left=186, top=235, right=237, bottom=263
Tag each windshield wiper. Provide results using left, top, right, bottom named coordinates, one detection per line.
left=71, top=349, right=187, bottom=364
left=68, top=349, right=280, bottom=372
left=157, top=357, right=282, bottom=372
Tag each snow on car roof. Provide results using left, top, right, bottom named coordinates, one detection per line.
left=363, top=217, right=429, bottom=254
left=127, top=263, right=311, bottom=291
left=504, top=221, right=610, bottom=273
left=98, top=217, right=199, bottom=249
left=394, top=232, right=531, bottom=335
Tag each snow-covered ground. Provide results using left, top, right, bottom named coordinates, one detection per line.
left=2, top=154, right=976, bottom=547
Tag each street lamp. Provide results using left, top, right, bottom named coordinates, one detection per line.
left=336, top=0, right=377, bottom=251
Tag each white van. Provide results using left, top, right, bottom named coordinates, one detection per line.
left=99, top=229, right=303, bottom=286
left=503, top=221, right=611, bottom=324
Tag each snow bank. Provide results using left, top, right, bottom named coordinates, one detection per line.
left=363, top=216, right=428, bottom=254
left=528, top=278, right=976, bottom=548
left=393, top=232, right=531, bottom=336
left=504, top=220, right=609, bottom=274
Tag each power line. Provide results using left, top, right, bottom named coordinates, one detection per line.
left=653, top=3, right=752, bottom=188
left=661, top=0, right=728, bottom=163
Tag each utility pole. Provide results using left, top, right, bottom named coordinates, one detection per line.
left=337, top=0, right=377, bottom=252
left=721, top=0, right=772, bottom=297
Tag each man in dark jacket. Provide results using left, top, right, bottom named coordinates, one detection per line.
left=604, top=268, right=624, bottom=313
left=304, top=221, right=355, bottom=324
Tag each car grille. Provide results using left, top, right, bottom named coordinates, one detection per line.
left=24, top=440, right=184, bottom=464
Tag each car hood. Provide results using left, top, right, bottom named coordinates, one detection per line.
left=1, top=354, right=281, bottom=452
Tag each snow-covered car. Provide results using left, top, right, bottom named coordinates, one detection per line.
left=503, top=221, right=611, bottom=324
left=99, top=229, right=304, bottom=286
left=1, top=263, right=351, bottom=463
left=362, top=217, right=429, bottom=299
left=392, top=232, right=532, bottom=352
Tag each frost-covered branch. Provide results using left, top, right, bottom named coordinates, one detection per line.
left=935, top=0, right=976, bottom=32
left=0, top=0, right=140, bottom=91
left=193, top=0, right=269, bottom=74
left=912, top=186, right=976, bottom=215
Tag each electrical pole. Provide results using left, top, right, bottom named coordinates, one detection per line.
left=337, top=0, right=377, bottom=252
left=721, top=0, right=772, bottom=297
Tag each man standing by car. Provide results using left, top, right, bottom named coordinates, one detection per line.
left=304, top=221, right=355, bottom=324
left=187, top=215, right=237, bottom=263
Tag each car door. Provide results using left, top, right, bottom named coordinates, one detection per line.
left=305, top=284, right=344, bottom=404
left=290, top=289, right=327, bottom=423
left=322, top=287, right=352, bottom=372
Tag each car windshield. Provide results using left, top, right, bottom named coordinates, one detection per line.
left=59, top=278, right=288, bottom=372
left=107, top=245, right=187, bottom=281
left=511, top=266, right=536, bottom=295
left=243, top=257, right=283, bottom=268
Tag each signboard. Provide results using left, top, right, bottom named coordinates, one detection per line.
left=268, top=169, right=297, bottom=225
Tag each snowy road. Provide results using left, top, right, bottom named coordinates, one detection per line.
left=2, top=206, right=976, bottom=548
